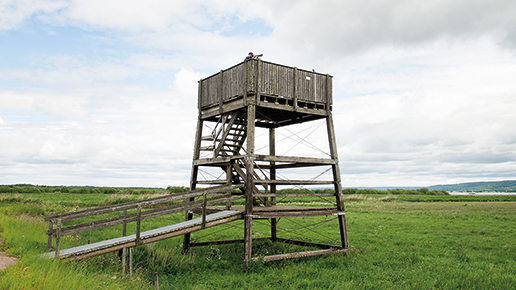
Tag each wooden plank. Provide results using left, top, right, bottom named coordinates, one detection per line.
left=47, top=221, right=53, bottom=252
left=135, top=205, right=142, bottom=246
left=199, top=60, right=332, bottom=109
left=274, top=237, right=339, bottom=249
left=55, top=218, right=61, bottom=259
left=254, top=193, right=335, bottom=198
left=194, top=156, right=242, bottom=166
left=253, top=248, right=347, bottom=262
left=214, top=111, right=240, bottom=157
left=45, top=184, right=242, bottom=222
left=190, top=237, right=270, bottom=247
left=42, top=210, right=243, bottom=260
left=253, top=180, right=334, bottom=185
left=55, top=213, right=138, bottom=236
left=53, top=191, right=237, bottom=239
left=251, top=209, right=337, bottom=218
left=243, top=102, right=256, bottom=272
left=254, top=155, right=334, bottom=165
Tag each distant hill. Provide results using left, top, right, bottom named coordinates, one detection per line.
left=428, top=180, right=516, bottom=192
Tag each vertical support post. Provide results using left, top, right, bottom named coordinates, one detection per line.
left=183, top=114, right=204, bottom=255
left=243, top=60, right=249, bottom=105
left=121, top=248, right=126, bottom=274
left=119, top=209, right=128, bottom=260
left=326, top=74, right=332, bottom=114
left=47, top=220, right=53, bottom=252
left=122, top=209, right=127, bottom=236
left=154, top=272, right=159, bottom=290
left=256, top=59, right=262, bottom=105
left=55, top=218, right=62, bottom=258
left=135, top=205, right=142, bottom=246
left=201, top=192, right=207, bottom=229
left=129, top=247, right=134, bottom=277
left=198, top=80, right=202, bottom=110
left=269, top=127, right=277, bottom=241
left=326, top=113, right=349, bottom=249
left=243, top=102, right=256, bottom=272
left=225, top=164, right=232, bottom=209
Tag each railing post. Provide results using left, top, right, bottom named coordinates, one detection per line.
left=225, top=164, right=232, bottom=209
left=129, top=247, right=134, bottom=276
left=326, top=74, right=331, bottom=114
left=55, top=218, right=62, bottom=258
left=122, top=209, right=127, bottom=236
left=201, top=192, right=207, bottom=229
left=154, top=272, right=159, bottom=290
left=47, top=220, right=53, bottom=252
left=119, top=209, right=128, bottom=261
left=135, top=205, right=142, bottom=246
left=121, top=248, right=126, bottom=274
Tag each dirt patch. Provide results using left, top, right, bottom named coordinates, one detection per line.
left=0, top=253, right=17, bottom=270
left=0, top=237, right=18, bottom=270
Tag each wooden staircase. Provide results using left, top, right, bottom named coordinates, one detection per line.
left=233, top=158, right=271, bottom=206
left=201, top=111, right=247, bottom=157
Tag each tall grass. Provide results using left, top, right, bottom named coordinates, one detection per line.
left=1, top=192, right=515, bottom=289
left=131, top=200, right=516, bottom=289
left=0, top=204, right=152, bottom=289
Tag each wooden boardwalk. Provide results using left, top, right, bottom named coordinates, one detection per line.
left=42, top=210, right=242, bottom=260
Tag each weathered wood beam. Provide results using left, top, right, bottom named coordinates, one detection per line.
left=62, top=214, right=243, bottom=261
left=45, top=184, right=244, bottom=222
left=193, top=155, right=243, bottom=166
left=252, top=248, right=347, bottom=262
left=250, top=209, right=337, bottom=218
left=51, top=193, right=238, bottom=237
left=274, top=237, right=340, bottom=249
left=253, top=180, right=334, bottom=185
left=253, top=193, right=335, bottom=198
left=190, top=237, right=270, bottom=247
left=254, top=155, right=334, bottom=165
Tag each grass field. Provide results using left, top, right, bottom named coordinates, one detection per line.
left=0, top=192, right=515, bottom=289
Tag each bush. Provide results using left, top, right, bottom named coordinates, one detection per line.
left=77, top=187, right=90, bottom=194
left=166, top=186, right=190, bottom=193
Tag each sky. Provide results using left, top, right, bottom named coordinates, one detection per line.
left=1, top=0, right=516, bottom=188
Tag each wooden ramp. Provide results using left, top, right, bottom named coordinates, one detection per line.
left=42, top=210, right=242, bottom=260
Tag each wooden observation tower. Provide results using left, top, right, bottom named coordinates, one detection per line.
left=183, top=59, right=349, bottom=270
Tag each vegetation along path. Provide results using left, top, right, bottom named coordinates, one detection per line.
left=0, top=187, right=515, bottom=289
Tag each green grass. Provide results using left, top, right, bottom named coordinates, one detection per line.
left=1, top=192, right=515, bottom=289
left=129, top=200, right=516, bottom=289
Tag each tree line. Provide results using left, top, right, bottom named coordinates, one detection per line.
left=0, top=184, right=189, bottom=195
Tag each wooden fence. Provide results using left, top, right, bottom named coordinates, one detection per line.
left=45, top=184, right=245, bottom=258
left=199, top=59, right=333, bottom=109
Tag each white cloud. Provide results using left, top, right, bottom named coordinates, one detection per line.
left=2, top=0, right=516, bottom=187
left=330, top=38, right=516, bottom=186
left=269, top=0, right=516, bottom=58
left=0, top=0, right=66, bottom=30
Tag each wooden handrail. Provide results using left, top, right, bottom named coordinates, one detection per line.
left=45, top=184, right=240, bottom=222
left=46, top=184, right=245, bottom=256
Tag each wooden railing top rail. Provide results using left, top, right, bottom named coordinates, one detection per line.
left=45, top=184, right=244, bottom=222
left=202, top=59, right=333, bottom=81
left=46, top=193, right=244, bottom=238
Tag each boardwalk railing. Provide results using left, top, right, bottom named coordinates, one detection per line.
left=45, top=184, right=245, bottom=258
